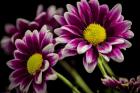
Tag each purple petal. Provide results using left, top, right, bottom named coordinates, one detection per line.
left=5, top=24, right=17, bottom=34
left=19, top=76, right=32, bottom=93
left=97, top=42, right=112, bottom=54
left=54, top=28, right=72, bottom=36
left=89, top=0, right=100, bottom=22
left=66, top=4, right=79, bottom=16
left=11, top=32, right=21, bottom=43
left=107, top=37, right=124, bottom=45
left=54, top=15, right=67, bottom=25
left=28, top=21, right=39, bottom=30
left=108, top=48, right=124, bottom=62
left=121, top=30, right=134, bottom=39
left=36, top=4, right=44, bottom=16
left=65, top=38, right=83, bottom=49
left=7, top=59, right=25, bottom=70
left=35, top=71, right=43, bottom=84
left=108, top=4, right=122, bottom=22
left=33, top=82, right=47, bottom=93
left=61, top=25, right=82, bottom=36
left=98, top=4, right=109, bottom=25
left=9, top=69, right=27, bottom=90
left=35, top=12, right=46, bottom=25
left=42, top=43, right=54, bottom=55
left=32, top=30, right=40, bottom=50
left=77, top=41, right=92, bottom=54
left=55, top=35, right=74, bottom=44
left=60, top=48, right=77, bottom=60
left=77, top=0, right=92, bottom=24
left=1, top=36, right=15, bottom=54
left=64, top=12, right=85, bottom=29
left=24, top=30, right=34, bottom=50
left=14, top=50, right=27, bottom=60
left=101, top=54, right=110, bottom=62
left=41, top=60, right=50, bottom=72
left=39, top=25, right=49, bottom=42
left=45, top=69, right=57, bottom=80
left=15, top=39, right=29, bottom=54
left=116, top=40, right=132, bottom=50
left=109, top=20, right=132, bottom=36
left=83, top=48, right=98, bottom=73
left=47, top=53, right=59, bottom=66
left=16, top=18, right=29, bottom=32
left=41, top=31, right=53, bottom=48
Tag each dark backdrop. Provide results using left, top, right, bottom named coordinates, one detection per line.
left=0, top=0, right=139, bottom=93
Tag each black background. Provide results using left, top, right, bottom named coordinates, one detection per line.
left=0, top=0, right=139, bottom=93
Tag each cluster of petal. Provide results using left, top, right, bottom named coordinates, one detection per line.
left=54, top=0, right=134, bottom=73
left=102, top=75, right=140, bottom=93
left=7, top=25, right=59, bottom=93
left=1, top=5, right=63, bottom=54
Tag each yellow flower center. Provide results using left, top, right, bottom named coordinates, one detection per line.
left=27, top=53, right=43, bottom=75
left=83, top=23, right=106, bottom=46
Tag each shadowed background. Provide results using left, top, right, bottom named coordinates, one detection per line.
left=0, top=0, right=139, bottom=93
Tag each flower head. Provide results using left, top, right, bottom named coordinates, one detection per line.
left=1, top=5, right=63, bottom=54
left=7, top=25, right=59, bottom=93
left=54, top=0, right=134, bottom=73
left=102, top=75, right=140, bottom=93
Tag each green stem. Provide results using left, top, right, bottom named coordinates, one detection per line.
left=98, top=56, right=107, bottom=77
left=56, top=72, right=81, bottom=93
left=101, top=59, right=115, bottom=77
left=60, top=61, right=94, bottom=93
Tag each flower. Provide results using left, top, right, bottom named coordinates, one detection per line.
left=102, top=75, right=140, bottom=93
left=1, top=5, right=63, bottom=54
left=7, top=25, right=59, bottom=93
left=54, top=0, right=134, bottom=73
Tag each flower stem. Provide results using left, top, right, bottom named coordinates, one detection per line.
left=60, top=61, right=94, bottom=93
left=101, top=59, right=115, bottom=77
left=98, top=56, right=107, bottom=77
left=56, top=72, right=81, bottom=93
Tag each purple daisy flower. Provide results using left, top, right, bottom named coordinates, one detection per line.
left=54, top=0, right=134, bottom=73
left=1, top=5, right=63, bottom=54
left=102, top=75, right=140, bottom=93
left=7, top=25, right=59, bottom=93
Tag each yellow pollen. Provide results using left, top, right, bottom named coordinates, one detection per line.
left=83, top=23, right=106, bottom=46
left=27, top=53, right=43, bottom=75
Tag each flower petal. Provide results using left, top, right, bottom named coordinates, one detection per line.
left=15, top=39, right=29, bottom=54
left=89, top=0, right=100, bottom=22
left=116, top=40, right=132, bottom=50
left=64, top=12, right=85, bottom=29
left=42, top=43, right=54, bottom=55
left=54, top=15, right=67, bottom=25
left=66, top=4, right=78, bottom=16
left=108, top=4, right=122, bottom=22
left=55, top=35, right=73, bottom=44
left=77, top=41, right=92, bottom=54
left=1, top=36, right=15, bottom=54
left=108, top=48, right=124, bottom=62
left=34, top=82, right=47, bottom=93
left=83, top=48, right=98, bottom=73
left=35, top=71, right=43, bottom=84
left=77, top=0, right=92, bottom=23
left=47, top=53, right=59, bottom=66
left=7, top=59, right=25, bottom=70
left=97, top=42, right=112, bottom=54
left=41, top=60, right=50, bottom=72
left=5, top=24, right=17, bottom=34
left=65, top=38, right=83, bottom=49
left=107, top=37, right=124, bottom=45
left=16, top=18, right=29, bottom=32
left=59, top=48, right=77, bottom=60
left=45, top=69, right=57, bottom=80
